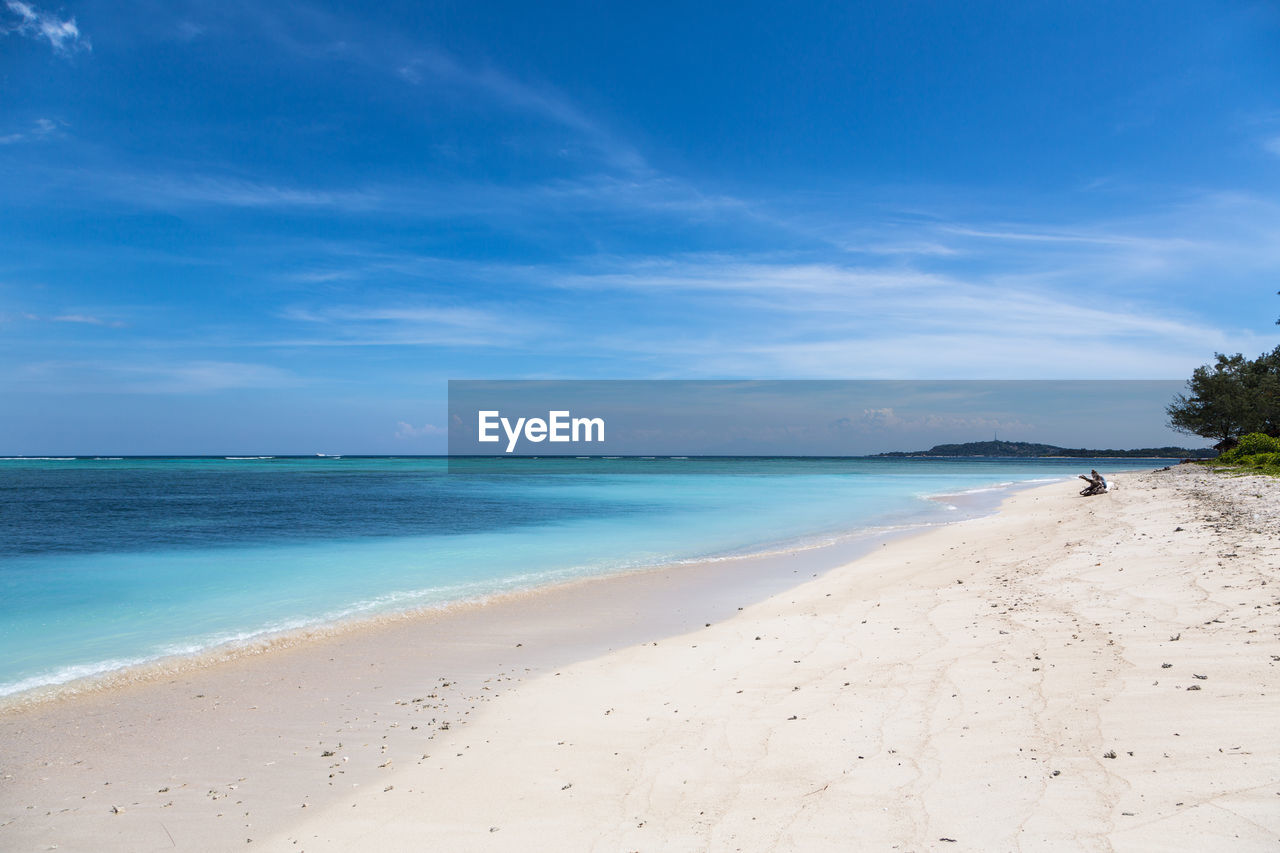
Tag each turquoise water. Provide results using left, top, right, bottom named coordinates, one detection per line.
left=0, top=456, right=1157, bottom=697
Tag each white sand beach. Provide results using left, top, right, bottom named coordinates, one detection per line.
left=3, top=465, right=1277, bottom=851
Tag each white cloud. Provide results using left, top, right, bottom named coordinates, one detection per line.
left=61, top=156, right=757, bottom=225
left=52, top=313, right=124, bottom=327
left=275, top=303, right=545, bottom=348
left=190, top=4, right=642, bottom=174
left=149, top=361, right=296, bottom=392
left=0, top=116, right=62, bottom=145
left=395, top=49, right=646, bottom=173
left=125, top=175, right=381, bottom=209
left=227, top=188, right=1277, bottom=377
left=4, top=0, right=88, bottom=54
left=833, top=407, right=1033, bottom=435
left=9, top=312, right=124, bottom=327
left=941, top=224, right=1195, bottom=250
left=10, top=360, right=299, bottom=393
left=394, top=421, right=444, bottom=439
left=536, top=240, right=1272, bottom=379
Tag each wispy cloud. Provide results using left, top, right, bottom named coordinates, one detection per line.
left=199, top=186, right=1276, bottom=378
left=396, top=49, right=646, bottom=172
left=114, top=174, right=383, bottom=210
left=4, top=0, right=88, bottom=54
left=393, top=421, right=444, bottom=439
left=534, top=227, right=1273, bottom=378
left=69, top=168, right=733, bottom=220
left=52, top=313, right=124, bottom=327
left=245, top=249, right=1268, bottom=379
left=9, top=311, right=125, bottom=327
left=835, top=407, right=1034, bottom=436
left=940, top=224, right=1197, bottom=250
left=1264, top=136, right=1280, bottom=158
left=0, top=117, right=61, bottom=145
left=274, top=303, right=545, bottom=348
left=163, top=3, right=642, bottom=174
left=11, top=360, right=299, bottom=393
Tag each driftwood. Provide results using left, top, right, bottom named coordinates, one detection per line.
left=1078, top=469, right=1109, bottom=496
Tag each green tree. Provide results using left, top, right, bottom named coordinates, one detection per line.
left=1251, top=345, right=1280, bottom=436
left=1167, top=346, right=1280, bottom=449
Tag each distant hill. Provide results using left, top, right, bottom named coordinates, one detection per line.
left=874, top=440, right=1217, bottom=459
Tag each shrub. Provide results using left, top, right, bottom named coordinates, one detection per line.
left=1244, top=451, right=1280, bottom=471
left=1212, top=432, right=1280, bottom=475
left=1238, top=432, right=1280, bottom=454
left=1220, top=432, right=1280, bottom=462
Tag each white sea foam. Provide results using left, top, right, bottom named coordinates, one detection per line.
left=0, top=656, right=154, bottom=697
left=931, top=476, right=1064, bottom=497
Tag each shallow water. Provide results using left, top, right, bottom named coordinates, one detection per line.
left=0, top=456, right=1159, bottom=696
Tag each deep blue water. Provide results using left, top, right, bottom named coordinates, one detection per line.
left=0, top=456, right=1163, bottom=696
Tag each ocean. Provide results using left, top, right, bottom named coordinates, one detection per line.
left=0, top=456, right=1161, bottom=698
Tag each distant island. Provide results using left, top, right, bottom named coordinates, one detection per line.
left=875, top=440, right=1218, bottom=459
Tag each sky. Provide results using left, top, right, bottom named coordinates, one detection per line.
left=1, top=1, right=1278, bottom=453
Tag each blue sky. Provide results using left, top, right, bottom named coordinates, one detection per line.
left=2, top=1, right=1278, bottom=453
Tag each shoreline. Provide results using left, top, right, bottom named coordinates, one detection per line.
left=0, top=473, right=1057, bottom=709
left=0, top=474, right=1069, bottom=851
left=0, top=518, right=924, bottom=711
left=5, top=465, right=1273, bottom=851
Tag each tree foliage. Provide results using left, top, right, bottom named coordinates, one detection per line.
left=1166, top=346, right=1280, bottom=449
